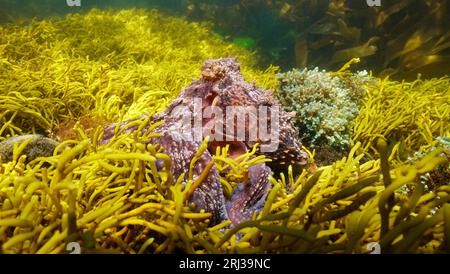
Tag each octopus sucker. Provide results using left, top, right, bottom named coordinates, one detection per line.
left=101, top=58, right=311, bottom=225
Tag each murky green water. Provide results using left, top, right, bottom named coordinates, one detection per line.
left=1, top=0, right=449, bottom=79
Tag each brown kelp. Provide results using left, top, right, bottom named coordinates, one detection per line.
left=2, top=1, right=449, bottom=78
left=176, top=0, right=450, bottom=79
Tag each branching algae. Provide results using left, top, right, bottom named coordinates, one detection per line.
left=0, top=9, right=449, bottom=254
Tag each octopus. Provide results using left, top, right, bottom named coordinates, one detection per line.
left=100, top=57, right=310, bottom=225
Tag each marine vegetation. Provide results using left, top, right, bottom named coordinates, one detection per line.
left=276, top=61, right=368, bottom=154
left=400, top=137, right=450, bottom=194
left=276, top=57, right=450, bottom=166
left=2, top=1, right=449, bottom=79
left=1, top=129, right=449, bottom=253
left=0, top=9, right=450, bottom=254
left=171, top=0, right=450, bottom=79
left=0, top=8, right=278, bottom=142
left=352, top=75, right=450, bottom=156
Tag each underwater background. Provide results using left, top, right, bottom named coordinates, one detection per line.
left=0, top=0, right=449, bottom=254
left=1, top=0, right=450, bottom=79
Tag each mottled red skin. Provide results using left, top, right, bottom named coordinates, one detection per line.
left=101, top=58, right=309, bottom=225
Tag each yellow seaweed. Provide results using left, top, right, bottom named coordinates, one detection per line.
left=0, top=9, right=277, bottom=142
left=0, top=8, right=449, bottom=254
left=352, top=76, right=450, bottom=156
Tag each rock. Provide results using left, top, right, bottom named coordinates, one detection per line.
left=0, top=134, right=59, bottom=163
